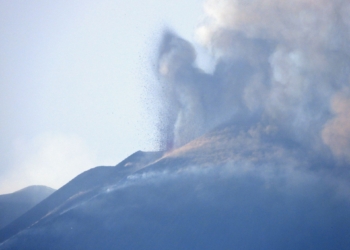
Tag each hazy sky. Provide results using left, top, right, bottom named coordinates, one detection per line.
left=0, top=0, right=205, bottom=194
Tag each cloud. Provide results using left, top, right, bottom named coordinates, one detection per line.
left=0, top=132, right=96, bottom=193
left=155, top=0, right=350, bottom=168
left=322, top=91, right=350, bottom=162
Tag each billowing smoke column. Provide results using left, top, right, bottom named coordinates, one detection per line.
left=157, top=0, right=350, bottom=164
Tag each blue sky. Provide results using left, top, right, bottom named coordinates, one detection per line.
left=0, top=0, right=205, bottom=193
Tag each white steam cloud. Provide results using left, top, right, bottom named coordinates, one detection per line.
left=156, top=0, right=350, bottom=167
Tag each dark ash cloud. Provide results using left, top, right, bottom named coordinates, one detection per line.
left=156, top=0, right=350, bottom=169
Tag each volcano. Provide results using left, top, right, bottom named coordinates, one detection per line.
left=0, top=124, right=349, bottom=250
left=3, top=0, right=350, bottom=248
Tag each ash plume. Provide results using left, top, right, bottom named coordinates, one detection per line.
left=156, top=0, right=350, bottom=166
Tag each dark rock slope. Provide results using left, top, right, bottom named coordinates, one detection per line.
left=0, top=126, right=350, bottom=250
left=0, top=186, right=55, bottom=229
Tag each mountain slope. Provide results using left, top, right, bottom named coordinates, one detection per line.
left=0, top=126, right=349, bottom=249
left=0, top=150, right=163, bottom=244
left=0, top=186, right=55, bottom=229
